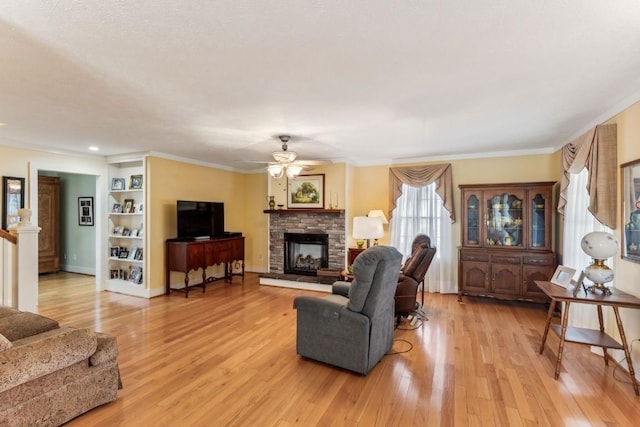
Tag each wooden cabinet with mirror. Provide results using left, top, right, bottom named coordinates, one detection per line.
left=459, top=182, right=556, bottom=303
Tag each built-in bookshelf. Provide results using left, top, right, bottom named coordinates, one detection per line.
left=106, top=157, right=147, bottom=296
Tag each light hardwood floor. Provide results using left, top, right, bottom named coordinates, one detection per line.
left=35, top=272, right=640, bottom=426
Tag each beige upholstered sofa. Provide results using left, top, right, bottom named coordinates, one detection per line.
left=0, top=305, right=121, bottom=426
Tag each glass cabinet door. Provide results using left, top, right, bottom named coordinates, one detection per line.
left=529, top=188, right=552, bottom=250
left=485, top=191, right=524, bottom=248
left=464, top=193, right=481, bottom=246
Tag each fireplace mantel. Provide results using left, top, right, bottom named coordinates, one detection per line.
left=263, top=209, right=344, bottom=214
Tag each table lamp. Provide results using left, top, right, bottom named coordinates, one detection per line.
left=353, top=216, right=384, bottom=248
left=580, top=231, right=618, bottom=295
left=367, top=209, right=388, bottom=245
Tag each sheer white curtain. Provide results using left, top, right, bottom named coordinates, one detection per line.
left=390, top=182, right=455, bottom=293
left=563, top=168, right=612, bottom=328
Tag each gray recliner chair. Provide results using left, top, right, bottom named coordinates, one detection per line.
left=293, top=245, right=402, bottom=375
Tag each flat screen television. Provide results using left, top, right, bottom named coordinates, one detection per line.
left=177, top=200, right=224, bottom=239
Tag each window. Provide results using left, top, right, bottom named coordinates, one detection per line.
left=390, top=182, right=455, bottom=293
left=563, top=168, right=612, bottom=328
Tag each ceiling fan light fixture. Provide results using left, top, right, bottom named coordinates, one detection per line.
left=272, top=151, right=297, bottom=163
left=286, top=165, right=303, bottom=178
left=267, top=164, right=284, bottom=179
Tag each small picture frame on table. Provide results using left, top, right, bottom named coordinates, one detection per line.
left=569, top=270, right=587, bottom=296
left=550, top=265, right=576, bottom=288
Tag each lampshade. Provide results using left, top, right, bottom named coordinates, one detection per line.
left=580, top=231, right=618, bottom=259
left=267, top=164, right=284, bottom=179
left=367, top=209, right=389, bottom=224
left=353, top=216, right=384, bottom=241
left=286, top=165, right=303, bottom=178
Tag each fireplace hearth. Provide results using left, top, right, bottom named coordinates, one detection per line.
left=284, top=232, right=329, bottom=276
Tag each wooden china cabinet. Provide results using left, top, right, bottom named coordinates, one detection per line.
left=458, top=182, right=556, bottom=303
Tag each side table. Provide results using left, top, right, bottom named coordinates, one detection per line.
left=347, top=247, right=366, bottom=266
left=536, top=280, right=640, bottom=396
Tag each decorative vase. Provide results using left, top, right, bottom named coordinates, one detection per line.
left=268, top=196, right=275, bottom=210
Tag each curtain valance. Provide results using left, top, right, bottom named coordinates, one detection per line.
left=557, top=123, right=617, bottom=229
left=389, top=164, right=455, bottom=222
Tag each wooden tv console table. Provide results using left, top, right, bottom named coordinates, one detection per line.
left=536, top=280, right=640, bottom=396
left=165, top=236, right=245, bottom=297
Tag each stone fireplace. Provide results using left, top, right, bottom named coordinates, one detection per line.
left=267, top=210, right=345, bottom=275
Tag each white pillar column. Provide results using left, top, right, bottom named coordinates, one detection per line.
left=11, top=209, right=41, bottom=312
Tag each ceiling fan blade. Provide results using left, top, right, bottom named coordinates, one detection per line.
left=294, top=159, right=332, bottom=166
left=236, top=160, right=271, bottom=164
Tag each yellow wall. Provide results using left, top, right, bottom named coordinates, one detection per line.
left=147, top=156, right=268, bottom=292
left=610, top=101, right=640, bottom=370
left=349, top=153, right=561, bottom=250
left=268, top=163, right=347, bottom=209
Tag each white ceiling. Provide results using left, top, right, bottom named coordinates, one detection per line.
left=1, top=1, right=640, bottom=172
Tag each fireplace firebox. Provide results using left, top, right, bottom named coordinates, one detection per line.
left=284, top=232, right=329, bottom=276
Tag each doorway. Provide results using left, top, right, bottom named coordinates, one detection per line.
left=29, top=161, right=106, bottom=303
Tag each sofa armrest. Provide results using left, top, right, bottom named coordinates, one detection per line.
left=0, top=327, right=97, bottom=393
left=89, top=332, right=118, bottom=367
left=293, top=295, right=368, bottom=326
left=331, top=281, right=351, bottom=297
left=0, top=311, right=59, bottom=341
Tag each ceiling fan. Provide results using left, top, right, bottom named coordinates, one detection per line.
left=264, top=135, right=328, bottom=179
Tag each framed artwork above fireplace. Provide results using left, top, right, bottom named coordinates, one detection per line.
left=287, top=174, right=324, bottom=209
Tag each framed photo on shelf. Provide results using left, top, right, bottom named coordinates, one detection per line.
left=550, top=265, right=576, bottom=288
left=129, top=174, right=143, bottom=190
left=2, top=176, right=25, bottom=229
left=287, top=174, right=324, bottom=209
left=118, top=249, right=129, bottom=259
left=129, top=266, right=143, bottom=284
left=110, top=246, right=120, bottom=257
left=112, top=203, right=123, bottom=213
left=78, top=196, right=94, bottom=226
left=111, top=178, right=126, bottom=191
left=113, top=226, right=123, bottom=235
left=621, top=158, right=640, bottom=263
left=123, top=198, right=135, bottom=213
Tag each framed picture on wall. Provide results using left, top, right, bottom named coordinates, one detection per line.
left=78, top=196, right=94, bottom=226
left=621, top=158, right=640, bottom=263
left=2, top=176, right=25, bottom=229
left=287, top=174, right=324, bottom=209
